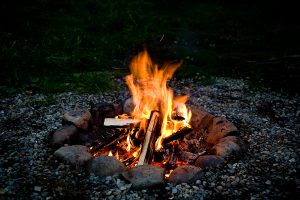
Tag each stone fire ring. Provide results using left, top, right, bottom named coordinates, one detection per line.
left=50, top=98, right=246, bottom=189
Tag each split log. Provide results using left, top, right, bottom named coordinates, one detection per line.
left=137, top=111, right=160, bottom=165
left=104, top=118, right=140, bottom=127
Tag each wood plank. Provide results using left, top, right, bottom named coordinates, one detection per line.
left=104, top=118, right=140, bottom=127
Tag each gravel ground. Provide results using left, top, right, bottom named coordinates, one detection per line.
left=0, top=77, right=299, bottom=199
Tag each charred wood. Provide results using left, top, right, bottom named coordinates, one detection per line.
left=162, top=127, right=193, bottom=145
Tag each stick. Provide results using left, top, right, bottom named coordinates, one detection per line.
left=90, top=133, right=128, bottom=154
left=137, top=111, right=160, bottom=165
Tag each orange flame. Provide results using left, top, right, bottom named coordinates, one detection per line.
left=125, top=50, right=191, bottom=150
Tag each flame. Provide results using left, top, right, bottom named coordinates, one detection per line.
left=126, top=134, right=131, bottom=152
left=108, top=151, right=113, bottom=156
left=115, top=151, right=119, bottom=160
left=125, top=50, right=192, bottom=150
left=165, top=170, right=173, bottom=178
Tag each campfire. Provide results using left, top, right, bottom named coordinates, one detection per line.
left=51, top=49, right=245, bottom=187
left=91, top=50, right=194, bottom=168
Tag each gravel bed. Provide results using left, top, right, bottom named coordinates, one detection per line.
left=0, top=77, right=299, bottom=199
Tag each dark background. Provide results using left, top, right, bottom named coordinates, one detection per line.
left=1, top=0, right=299, bottom=94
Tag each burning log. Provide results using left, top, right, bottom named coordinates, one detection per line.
left=137, top=111, right=161, bottom=165
left=90, top=132, right=128, bottom=155
left=162, top=127, right=193, bottom=145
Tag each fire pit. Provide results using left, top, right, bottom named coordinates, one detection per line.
left=51, top=50, right=246, bottom=188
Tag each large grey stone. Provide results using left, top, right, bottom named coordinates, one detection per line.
left=210, top=136, right=245, bottom=157
left=52, top=125, right=78, bottom=147
left=168, top=165, right=203, bottom=184
left=63, top=110, right=91, bottom=130
left=54, top=145, right=91, bottom=166
left=206, top=116, right=238, bottom=145
left=88, top=155, right=126, bottom=177
left=121, top=165, right=164, bottom=189
left=194, top=155, right=225, bottom=169
left=189, top=105, right=214, bottom=132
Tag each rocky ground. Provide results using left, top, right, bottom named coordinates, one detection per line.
left=0, top=77, right=299, bottom=199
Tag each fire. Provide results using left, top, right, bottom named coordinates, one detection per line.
left=125, top=50, right=191, bottom=151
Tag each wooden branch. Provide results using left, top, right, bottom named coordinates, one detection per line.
left=104, top=118, right=140, bottom=127
left=90, top=133, right=128, bottom=154
left=137, top=111, right=160, bottom=165
left=162, top=127, right=193, bottom=145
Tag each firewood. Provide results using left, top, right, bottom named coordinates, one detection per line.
left=90, top=132, right=127, bottom=155
left=162, top=127, right=193, bottom=145
left=104, top=118, right=140, bottom=127
left=137, top=111, right=160, bottom=165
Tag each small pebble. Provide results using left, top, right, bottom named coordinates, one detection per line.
left=172, top=188, right=178, bottom=194
left=34, top=186, right=42, bottom=192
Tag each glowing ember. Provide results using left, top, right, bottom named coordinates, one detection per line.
left=125, top=49, right=192, bottom=151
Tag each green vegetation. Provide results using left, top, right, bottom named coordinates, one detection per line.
left=0, top=0, right=299, bottom=95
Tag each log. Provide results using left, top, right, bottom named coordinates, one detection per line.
left=137, top=111, right=160, bottom=165
left=162, top=127, right=193, bottom=145
left=104, top=118, right=140, bottom=127
left=90, top=133, right=127, bottom=155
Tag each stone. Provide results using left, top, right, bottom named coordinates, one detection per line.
left=123, top=98, right=135, bottom=115
left=216, top=185, right=223, bottom=192
left=265, top=180, right=271, bottom=185
left=34, top=186, right=42, bottom=192
left=54, top=145, right=91, bottom=166
left=172, top=188, right=178, bottom=194
left=121, top=165, right=164, bottom=189
left=90, top=102, right=123, bottom=127
left=194, top=155, right=225, bottom=169
left=63, top=110, right=91, bottom=130
left=206, top=116, right=238, bottom=145
left=189, top=105, right=214, bottom=131
left=168, top=165, right=203, bottom=184
left=210, top=136, right=245, bottom=157
left=52, top=125, right=78, bottom=147
left=88, top=155, right=125, bottom=177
